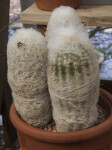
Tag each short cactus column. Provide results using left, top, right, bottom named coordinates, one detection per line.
left=47, top=25, right=99, bottom=132
left=7, top=28, right=52, bottom=128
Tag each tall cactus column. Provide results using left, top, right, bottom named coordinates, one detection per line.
left=47, top=25, right=99, bottom=132
left=7, top=28, right=52, bottom=128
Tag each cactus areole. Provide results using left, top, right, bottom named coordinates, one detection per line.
left=47, top=25, right=99, bottom=132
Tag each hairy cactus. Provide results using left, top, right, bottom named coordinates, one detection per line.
left=7, top=28, right=52, bottom=128
left=46, top=6, right=84, bottom=40
left=47, top=25, right=99, bottom=132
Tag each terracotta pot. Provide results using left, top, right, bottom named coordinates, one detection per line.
left=35, top=0, right=81, bottom=11
left=10, top=89, right=112, bottom=150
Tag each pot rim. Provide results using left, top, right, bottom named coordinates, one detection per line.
left=10, top=88, right=112, bottom=143
left=35, top=0, right=81, bottom=11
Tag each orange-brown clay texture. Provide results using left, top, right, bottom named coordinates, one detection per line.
left=35, top=0, right=81, bottom=11
left=10, top=89, right=112, bottom=150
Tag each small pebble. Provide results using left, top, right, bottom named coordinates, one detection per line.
left=44, top=127, right=47, bottom=131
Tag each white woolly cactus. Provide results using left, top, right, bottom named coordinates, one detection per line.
left=7, top=28, right=52, bottom=128
left=46, top=6, right=84, bottom=40
left=47, top=25, right=99, bottom=132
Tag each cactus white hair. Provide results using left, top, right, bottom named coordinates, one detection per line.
left=46, top=6, right=85, bottom=40
left=7, top=28, right=52, bottom=128
left=48, top=25, right=92, bottom=62
left=47, top=25, right=99, bottom=132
